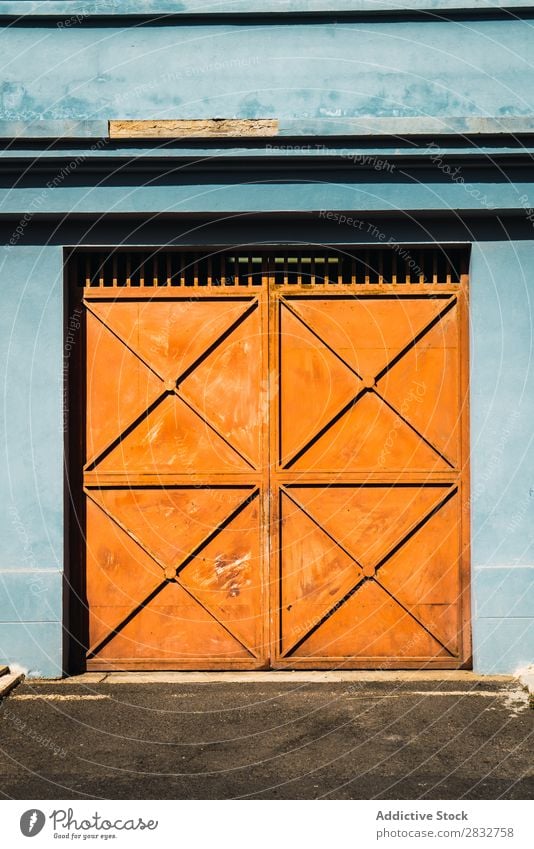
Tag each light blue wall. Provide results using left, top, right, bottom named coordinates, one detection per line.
left=1, top=1, right=532, bottom=14
left=1, top=18, right=534, bottom=123
left=0, top=175, right=531, bottom=216
left=470, top=241, right=534, bottom=672
left=0, top=246, right=63, bottom=676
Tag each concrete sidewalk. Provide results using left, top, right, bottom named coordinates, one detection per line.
left=29, top=670, right=515, bottom=685
left=0, top=676, right=532, bottom=800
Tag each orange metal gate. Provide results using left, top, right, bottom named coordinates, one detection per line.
left=72, top=247, right=470, bottom=670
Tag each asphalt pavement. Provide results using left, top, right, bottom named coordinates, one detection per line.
left=0, top=676, right=532, bottom=799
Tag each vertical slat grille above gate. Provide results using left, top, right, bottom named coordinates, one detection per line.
left=68, top=246, right=468, bottom=290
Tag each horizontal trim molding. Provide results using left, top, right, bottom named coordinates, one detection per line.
left=3, top=146, right=534, bottom=163
left=0, top=175, right=532, bottom=214
left=2, top=116, right=534, bottom=143
left=0, top=1, right=533, bottom=18
left=281, top=116, right=534, bottom=137
left=0, top=120, right=108, bottom=140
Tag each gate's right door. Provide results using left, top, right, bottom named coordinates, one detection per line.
left=272, top=287, right=470, bottom=668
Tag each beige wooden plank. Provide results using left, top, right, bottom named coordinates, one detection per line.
left=109, top=119, right=279, bottom=139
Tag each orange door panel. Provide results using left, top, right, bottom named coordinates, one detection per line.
left=272, top=292, right=469, bottom=668
left=84, top=293, right=268, bottom=670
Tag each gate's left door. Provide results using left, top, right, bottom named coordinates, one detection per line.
left=83, top=289, right=268, bottom=670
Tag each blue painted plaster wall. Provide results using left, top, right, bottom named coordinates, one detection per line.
left=0, top=246, right=63, bottom=677
left=470, top=242, right=534, bottom=672
left=1, top=2, right=532, bottom=14
left=1, top=18, right=534, bottom=123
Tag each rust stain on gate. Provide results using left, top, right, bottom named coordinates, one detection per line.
left=67, top=247, right=471, bottom=671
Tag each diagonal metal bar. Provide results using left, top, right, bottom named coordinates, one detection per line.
left=281, top=487, right=364, bottom=572
left=279, top=485, right=458, bottom=658
left=280, top=298, right=457, bottom=470
left=278, top=488, right=364, bottom=658
left=374, top=296, right=457, bottom=384
left=86, top=299, right=256, bottom=386
left=85, top=299, right=258, bottom=472
left=84, top=390, right=168, bottom=472
left=281, top=575, right=367, bottom=659
left=84, top=300, right=165, bottom=381
left=373, top=386, right=455, bottom=468
left=85, top=485, right=258, bottom=577
left=84, top=487, right=169, bottom=573
left=175, top=577, right=260, bottom=660
left=279, top=296, right=365, bottom=468
left=173, top=488, right=259, bottom=574
left=373, top=577, right=456, bottom=657
left=283, top=379, right=452, bottom=471
left=176, top=299, right=258, bottom=384
left=86, top=580, right=167, bottom=659
left=170, top=489, right=262, bottom=657
left=282, top=294, right=456, bottom=387
left=373, top=485, right=458, bottom=573
left=175, top=390, right=256, bottom=471
left=85, top=489, right=261, bottom=658
left=282, top=390, right=366, bottom=469
left=280, top=298, right=364, bottom=380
